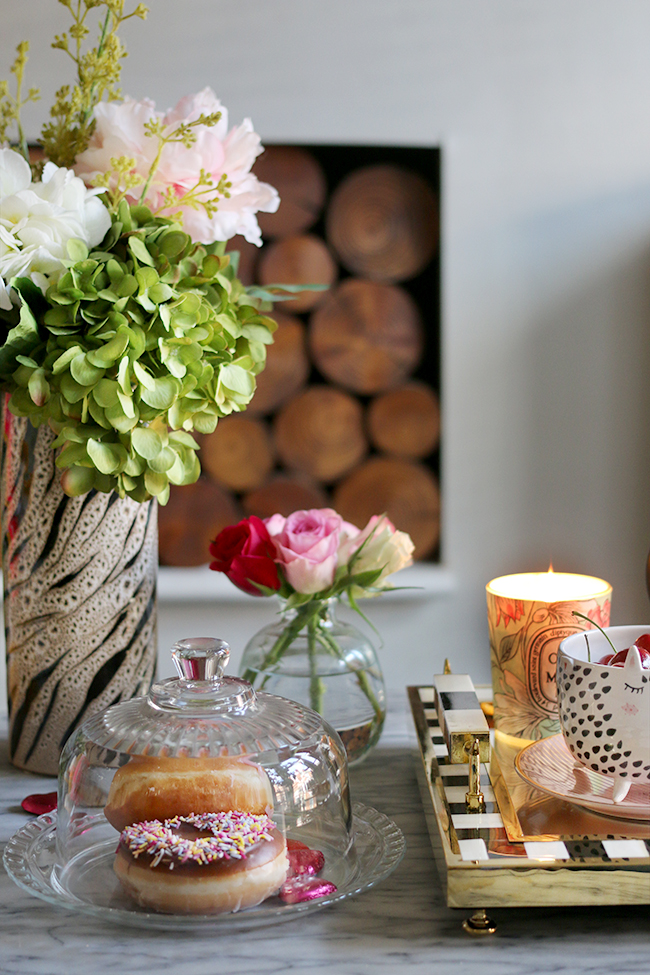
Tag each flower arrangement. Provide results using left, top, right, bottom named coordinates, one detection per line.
left=209, top=508, right=414, bottom=720
left=0, top=1, right=309, bottom=504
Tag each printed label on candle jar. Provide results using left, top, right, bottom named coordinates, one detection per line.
left=486, top=585, right=611, bottom=740
left=526, top=625, right=577, bottom=714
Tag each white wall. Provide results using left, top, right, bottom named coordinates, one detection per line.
left=4, top=0, right=650, bottom=694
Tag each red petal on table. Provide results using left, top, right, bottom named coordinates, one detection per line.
left=279, top=877, right=337, bottom=904
left=286, top=839, right=310, bottom=851
left=288, top=848, right=325, bottom=876
left=21, top=792, right=57, bottom=815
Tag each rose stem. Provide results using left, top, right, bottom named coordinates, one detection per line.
left=241, top=602, right=315, bottom=685
left=315, top=626, right=384, bottom=724
left=307, top=612, right=325, bottom=714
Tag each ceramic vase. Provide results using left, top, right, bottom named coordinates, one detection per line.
left=1, top=404, right=158, bottom=774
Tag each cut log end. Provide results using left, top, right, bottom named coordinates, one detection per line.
left=258, top=235, right=337, bottom=313
left=254, top=146, right=327, bottom=239
left=200, top=416, right=275, bottom=493
left=326, top=163, right=438, bottom=283
left=246, top=312, right=310, bottom=416
left=309, top=278, right=423, bottom=394
left=368, top=383, right=440, bottom=458
left=159, top=479, right=240, bottom=567
left=274, top=385, right=367, bottom=482
left=333, top=457, right=440, bottom=560
left=243, top=477, right=328, bottom=519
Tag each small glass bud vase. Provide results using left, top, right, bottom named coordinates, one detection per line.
left=240, top=599, right=386, bottom=766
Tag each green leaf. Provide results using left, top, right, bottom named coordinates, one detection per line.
left=116, top=389, right=136, bottom=418
left=168, top=430, right=200, bottom=450
left=125, top=453, right=146, bottom=477
left=28, top=368, right=49, bottom=406
left=70, top=353, right=104, bottom=386
left=86, top=330, right=130, bottom=367
left=144, top=469, right=169, bottom=496
left=241, top=323, right=275, bottom=344
left=191, top=411, right=219, bottom=434
left=149, top=282, right=174, bottom=304
left=61, top=465, right=95, bottom=497
left=0, top=284, right=41, bottom=381
left=52, top=345, right=83, bottom=375
left=219, top=363, right=255, bottom=396
left=87, top=438, right=127, bottom=475
left=135, top=266, right=158, bottom=291
left=15, top=355, right=38, bottom=368
left=60, top=373, right=91, bottom=403
left=55, top=441, right=90, bottom=468
left=131, top=426, right=163, bottom=461
left=149, top=446, right=176, bottom=473
left=128, top=236, right=155, bottom=267
left=132, top=360, right=155, bottom=390
left=116, top=273, right=138, bottom=298
left=140, top=375, right=179, bottom=410
left=93, top=378, right=120, bottom=409
left=104, top=401, right=139, bottom=432
left=159, top=231, right=190, bottom=260
left=66, top=238, right=89, bottom=263
left=117, top=355, right=131, bottom=395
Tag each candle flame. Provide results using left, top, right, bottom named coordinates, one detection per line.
left=548, top=563, right=554, bottom=574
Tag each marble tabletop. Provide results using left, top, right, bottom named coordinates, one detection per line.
left=1, top=698, right=649, bottom=975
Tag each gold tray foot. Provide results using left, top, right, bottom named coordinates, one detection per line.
left=462, top=909, right=497, bottom=936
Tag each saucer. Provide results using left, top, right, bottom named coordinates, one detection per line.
left=515, top=734, right=650, bottom=822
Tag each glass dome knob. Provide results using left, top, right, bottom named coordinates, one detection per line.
left=171, top=637, right=230, bottom=681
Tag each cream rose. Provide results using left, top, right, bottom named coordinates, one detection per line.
left=346, top=515, right=414, bottom=593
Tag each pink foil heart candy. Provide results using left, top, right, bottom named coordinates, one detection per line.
left=286, top=839, right=310, bottom=852
left=288, top=847, right=326, bottom=876
left=21, top=792, right=57, bottom=815
left=279, top=877, right=337, bottom=904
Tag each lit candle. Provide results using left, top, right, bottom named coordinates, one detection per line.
left=486, top=570, right=612, bottom=741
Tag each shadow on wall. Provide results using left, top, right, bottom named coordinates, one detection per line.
left=516, top=186, right=650, bottom=622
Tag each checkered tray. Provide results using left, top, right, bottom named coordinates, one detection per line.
left=408, top=686, right=650, bottom=908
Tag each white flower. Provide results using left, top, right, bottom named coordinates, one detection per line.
left=73, top=88, right=280, bottom=246
left=345, top=515, right=414, bottom=593
left=0, top=148, right=111, bottom=309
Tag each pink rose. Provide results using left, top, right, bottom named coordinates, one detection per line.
left=74, top=88, right=279, bottom=246
left=264, top=509, right=343, bottom=594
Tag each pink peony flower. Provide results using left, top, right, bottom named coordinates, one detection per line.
left=74, top=88, right=279, bottom=246
left=264, top=509, right=343, bottom=595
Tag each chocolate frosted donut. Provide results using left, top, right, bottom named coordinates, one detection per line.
left=114, top=812, right=289, bottom=914
left=105, top=755, right=274, bottom=832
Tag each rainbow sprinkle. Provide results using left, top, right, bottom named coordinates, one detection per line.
left=120, top=811, right=276, bottom=868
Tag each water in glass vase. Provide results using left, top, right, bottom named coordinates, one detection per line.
left=240, top=600, right=386, bottom=766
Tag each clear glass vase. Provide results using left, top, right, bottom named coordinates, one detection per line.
left=240, top=599, right=386, bottom=766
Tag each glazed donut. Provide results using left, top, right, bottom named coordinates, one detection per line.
left=114, top=812, right=288, bottom=914
left=104, top=756, right=274, bottom=832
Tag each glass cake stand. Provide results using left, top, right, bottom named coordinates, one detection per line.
left=4, top=802, right=405, bottom=931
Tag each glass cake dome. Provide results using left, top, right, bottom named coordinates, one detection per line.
left=53, top=637, right=354, bottom=916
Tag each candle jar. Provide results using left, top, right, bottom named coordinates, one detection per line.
left=486, top=572, right=612, bottom=741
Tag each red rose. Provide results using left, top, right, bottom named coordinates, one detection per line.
left=209, top=516, right=281, bottom=596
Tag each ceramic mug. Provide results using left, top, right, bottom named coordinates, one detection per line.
left=557, top=626, right=650, bottom=802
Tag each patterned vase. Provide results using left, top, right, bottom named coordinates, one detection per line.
left=1, top=403, right=158, bottom=774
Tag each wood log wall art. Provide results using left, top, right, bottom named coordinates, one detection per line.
left=159, top=144, right=441, bottom=565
